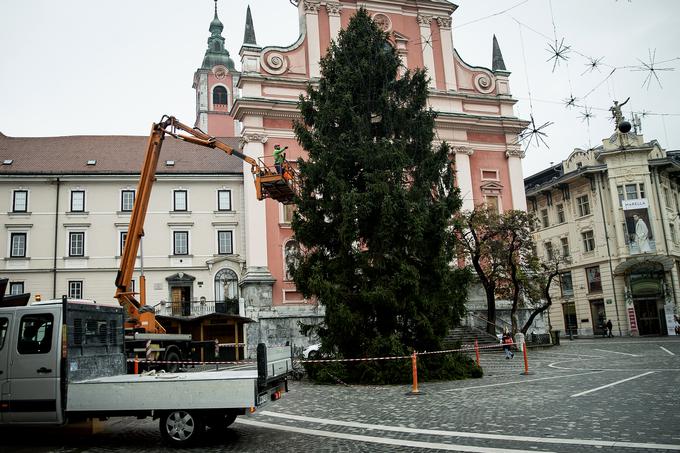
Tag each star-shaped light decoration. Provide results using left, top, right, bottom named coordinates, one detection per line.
left=582, top=56, right=604, bottom=75
left=518, top=114, right=554, bottom=149
left=419, top=33, right=434, bottom=50
left=579, top=106, right=594, bottom=127
left=546, top=38, right=571, bottom=72
left=633, top=49, right=675, bottom=89
left=563, top=94, right=579, bottom=109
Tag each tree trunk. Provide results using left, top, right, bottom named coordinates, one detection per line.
left=485, top=285, right=496, bottom=335
left=521, top=270, right=558, bottom=334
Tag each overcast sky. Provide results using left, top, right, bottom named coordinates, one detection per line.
left=1, top=0, right=678, bottom=177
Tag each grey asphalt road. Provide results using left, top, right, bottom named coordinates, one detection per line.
left=1, top=337, right=678, bottom=452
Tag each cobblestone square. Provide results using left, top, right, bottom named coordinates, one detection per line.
left=1, top=337, right=678, bottom=452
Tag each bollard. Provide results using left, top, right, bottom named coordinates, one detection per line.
left=521, top=344, right=532, bottom=375
left=134, top=358, right=139, bottom=375
left=474, top=339, right=480, bottom=367
left=215, top=339, right=220, bottom=371
left=406, top=351, right=423, bottom=395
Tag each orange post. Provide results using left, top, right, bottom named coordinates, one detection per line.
left=474, top=339, right=480, bottom=366
left=522, top=344, right=530, bottom=375
left=133, top=358, right=139, bottom=375
left=407, top=351, right=422, bottom=395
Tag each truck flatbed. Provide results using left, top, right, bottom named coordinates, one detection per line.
left=68, top=369, right=260, bottom=412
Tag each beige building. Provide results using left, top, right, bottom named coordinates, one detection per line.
left=0, top=134, right=249, bottom=318
left=525, top=128, right=680, bottom=337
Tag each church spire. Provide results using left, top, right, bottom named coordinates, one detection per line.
left=243, top=5, right=257, bottom=46
left=201, top=0, right=235, bottom=70
left=492, top=34, right=507, bottom=72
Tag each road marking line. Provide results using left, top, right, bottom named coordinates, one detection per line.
left=660, top=346, right=675, bottom=356
left=593, top=348, right=640, bottom=357
left=237, top=418, right=551, bottom=453
left=570, top=371, right=655, bottom=397
left=440, top=370, right=604, bottom=392
left=256, top=411, right=680, bottom=450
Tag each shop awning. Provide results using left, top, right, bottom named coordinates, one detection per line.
left=613, top=255, right=675, bottom=275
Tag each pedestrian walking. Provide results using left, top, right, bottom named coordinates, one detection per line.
left=606, top=319, right=613, bottom=338
left=502, top=332, right=514, bottom=359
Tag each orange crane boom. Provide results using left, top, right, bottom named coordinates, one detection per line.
left=115, top=116, right=297, bottom=333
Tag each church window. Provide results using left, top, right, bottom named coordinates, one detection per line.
left=213, top=86, right=228, bottom=105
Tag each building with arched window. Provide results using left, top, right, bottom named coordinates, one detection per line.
left=525, top=125, right=680, bottom=338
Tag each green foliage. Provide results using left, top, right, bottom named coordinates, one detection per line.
left=291, top=8, right=470, bottom=383
left=457, top=207, right=561, bottom=334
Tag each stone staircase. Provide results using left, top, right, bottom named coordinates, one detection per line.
left=443, top=325, right=499, bottom=351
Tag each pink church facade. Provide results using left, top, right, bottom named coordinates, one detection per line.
left=194, top=1, right=527, bottom=350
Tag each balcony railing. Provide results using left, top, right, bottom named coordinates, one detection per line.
left=155, top=299, right=240, bottom=318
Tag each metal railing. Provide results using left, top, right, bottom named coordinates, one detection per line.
left=467, top=312, right=510, bottom=337
left=154, top=299, right=239, bottom=318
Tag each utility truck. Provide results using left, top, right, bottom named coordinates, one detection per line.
left=0, top=297, right=292, bottom=446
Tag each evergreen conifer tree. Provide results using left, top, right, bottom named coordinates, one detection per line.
left=292, top=9, right=473, bottom=382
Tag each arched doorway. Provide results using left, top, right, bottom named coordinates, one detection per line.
left=214, top=268, right=239, bottom=314
left=628, top=264, right=664, bottom=335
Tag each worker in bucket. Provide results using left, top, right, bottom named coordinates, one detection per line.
left=274, top=144, right=288, bottom=174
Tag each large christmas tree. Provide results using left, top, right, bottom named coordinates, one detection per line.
left=292, top=8, right=474, bottom=383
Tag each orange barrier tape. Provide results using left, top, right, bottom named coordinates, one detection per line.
left=300, top=342, right=517, bottom=364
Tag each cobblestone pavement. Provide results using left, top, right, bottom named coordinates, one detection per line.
left=1, top=337, right=679, bottom=452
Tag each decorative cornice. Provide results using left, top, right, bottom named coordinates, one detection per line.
left=453, top=146, right=474, bottom=156
left=326, top=2, right=342, bottom=16
left=436, top=16, right=452, bottom=29
left=506, top=148, right=526, bottom=159
left=416, top=14, right=433, bottom=26
left=241, top=133, right=268, bottom=145
left=303, top=1, right=321, bottom=14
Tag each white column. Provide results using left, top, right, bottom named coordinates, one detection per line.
left=454, top=147, right=474, bottom=211
left=241, top=133, right=269, bottom=268
left=326, top=2, right=342, bottom=41
left=303, top=1, right=322, bottom=78
left=417, top=14, right=437, bottom=89
left=505, top=148, right=527, bottom=211
left=436, top=17, right=456, bottom=91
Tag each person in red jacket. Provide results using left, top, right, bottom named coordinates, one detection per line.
left=502, top=332, right=514, bottom=359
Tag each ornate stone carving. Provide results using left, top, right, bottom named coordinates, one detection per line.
left=303, top=1, right=321, bottom=14
left=372, top=13, right=392, bottom=31
left=241, top=134, right=268, bottom=146
left=436, top=16, right=452, bottom=29
left=473, top=72, right=496, bottom=94
left=452, top=146, right=474, bottom=156
left=416, top=14, right=433, bottom=26
left=261, top=51, right=289, bottom=75
left=505, top=148, right=526, bottom=159
left=326, top=2, right=342, bottom=16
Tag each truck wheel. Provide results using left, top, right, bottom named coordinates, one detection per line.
left=159, top=410, right=204, bottom=446
left=164, top=350, right=181, bottom=373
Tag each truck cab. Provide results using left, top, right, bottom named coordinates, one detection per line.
left=0, top=302, right=62, bottom=424
left=0, top=298, right=292, bottom=446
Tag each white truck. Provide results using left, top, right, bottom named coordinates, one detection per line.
left=0, top=297, right=291, bottom=446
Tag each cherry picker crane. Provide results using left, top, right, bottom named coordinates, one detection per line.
left=115, top=115, right=297, bottom=340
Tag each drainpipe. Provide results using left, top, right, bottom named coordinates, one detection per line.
left=652, top=168, right=678, bottom=318
left=52, top=177, right=61, bottom=299
left=596, top=172, right=622, bottom=336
